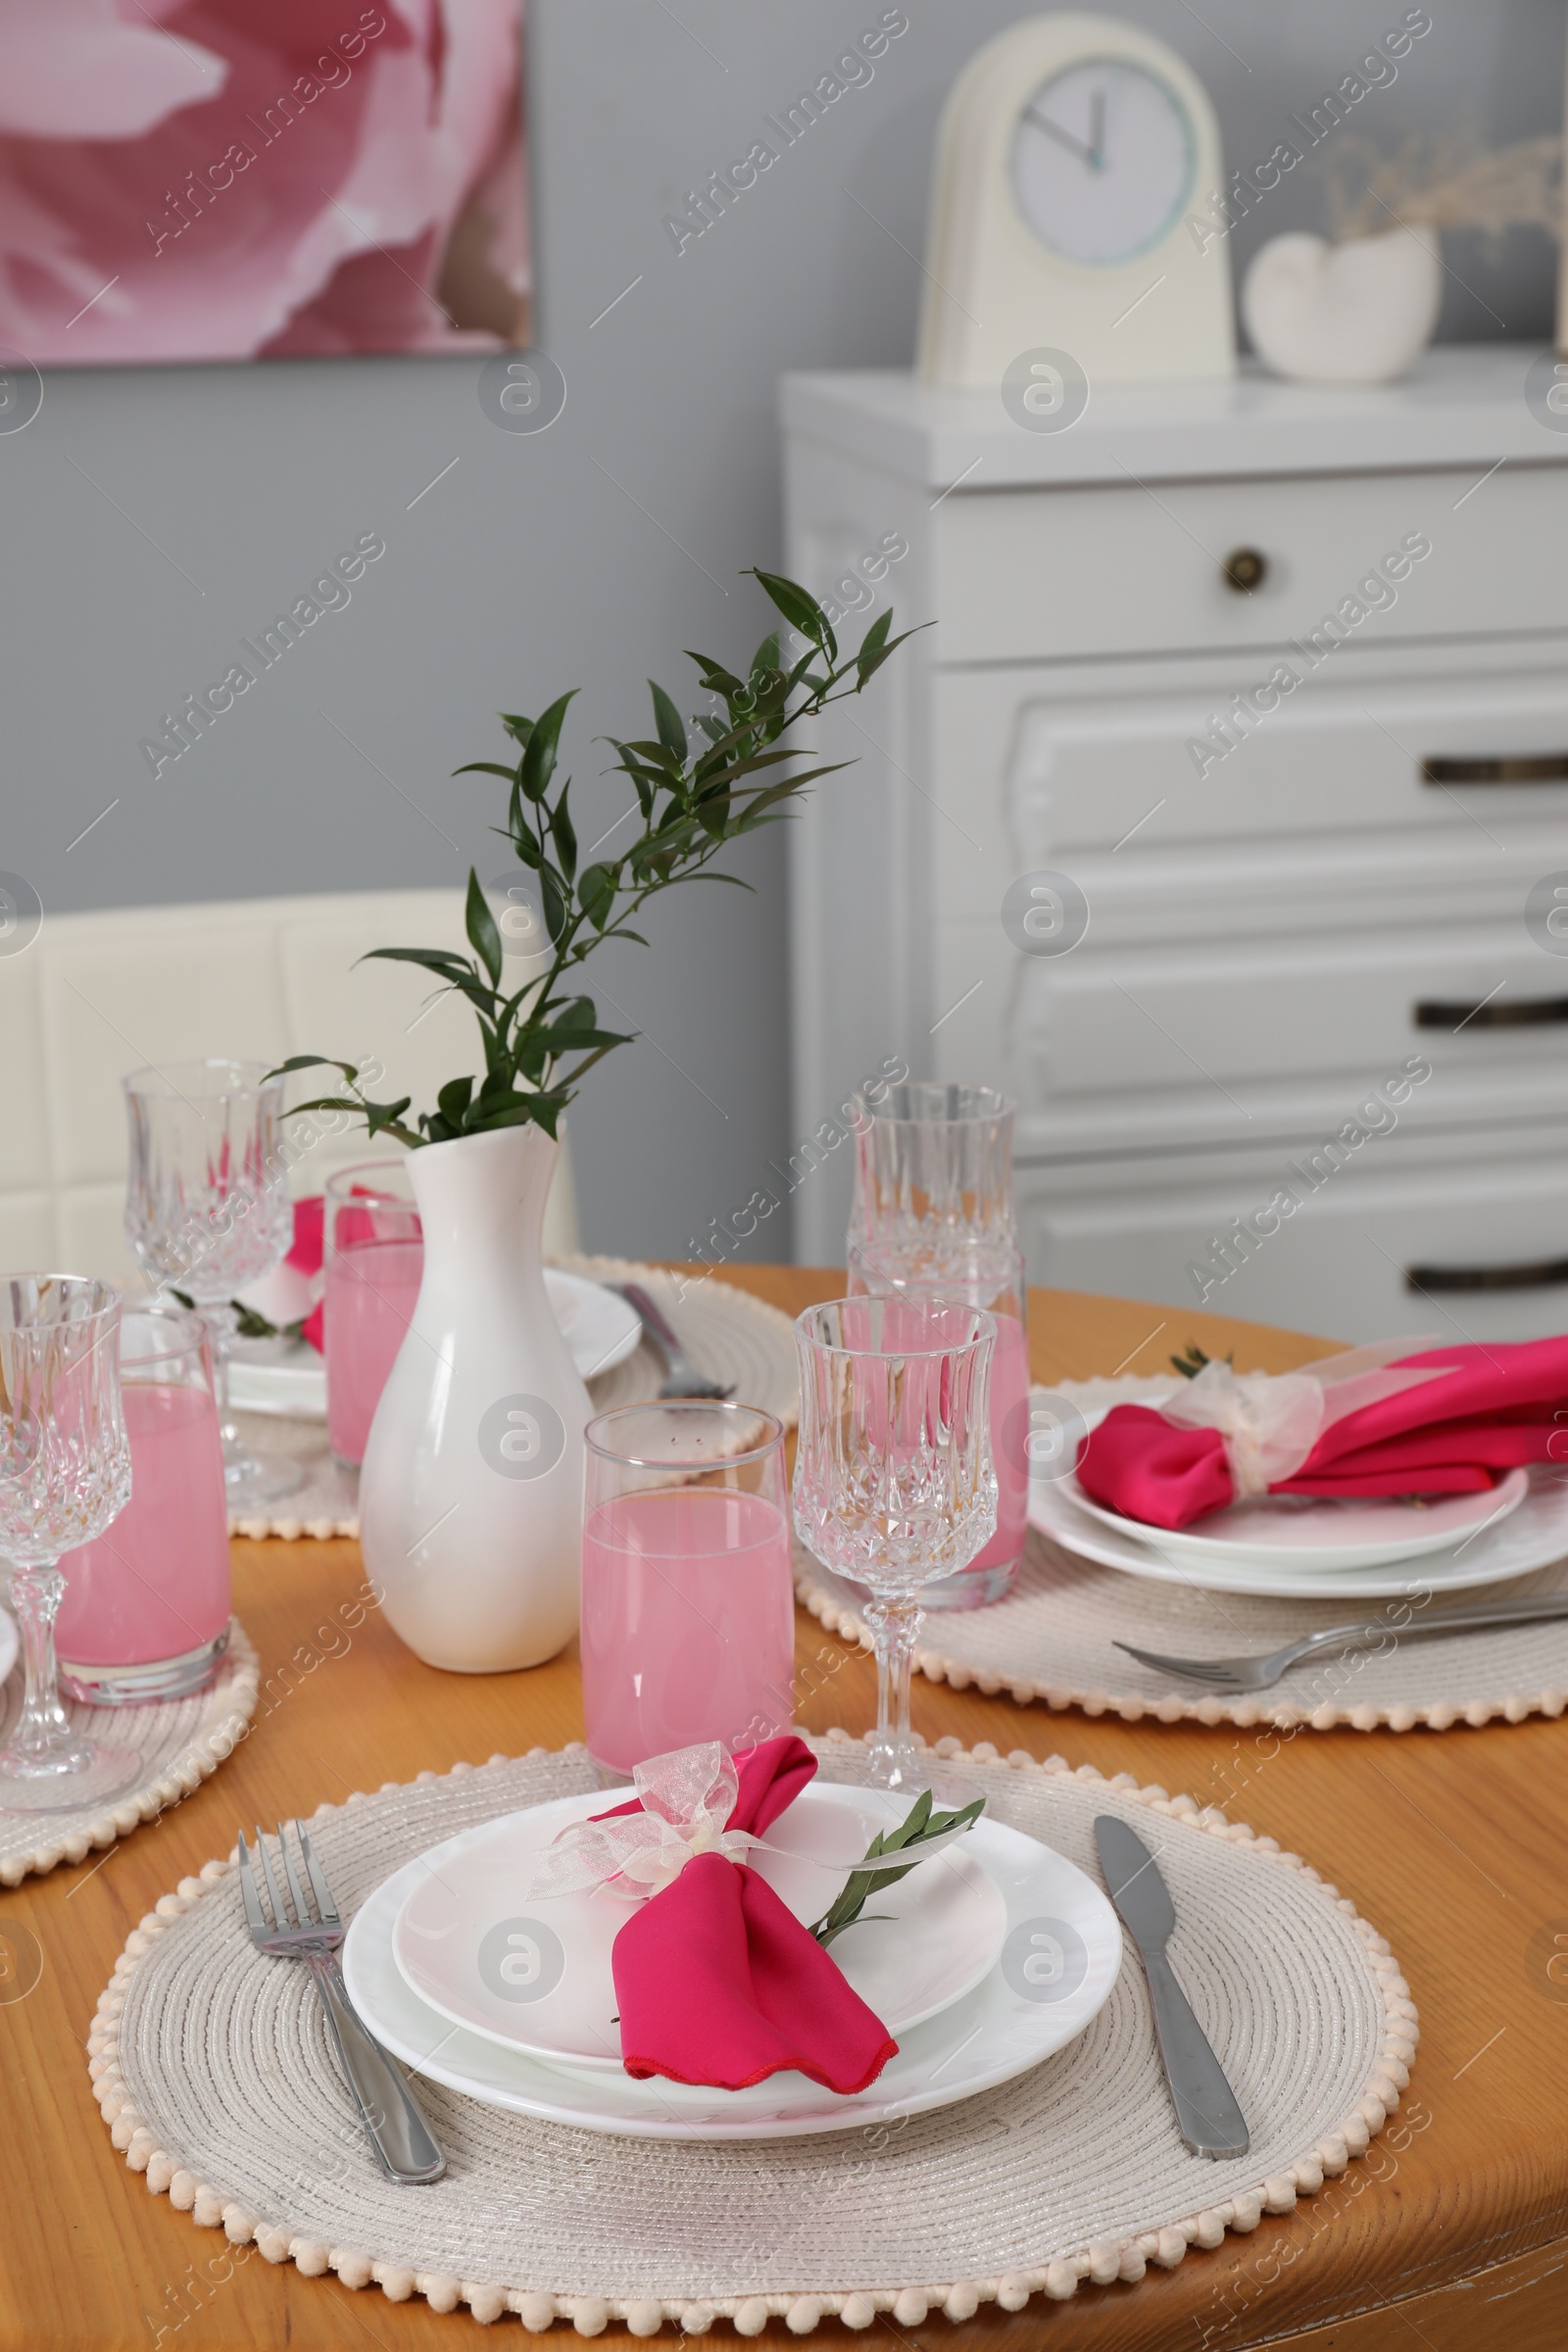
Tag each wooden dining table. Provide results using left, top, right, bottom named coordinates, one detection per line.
left=4, top=1265, right=1567, bottom=2352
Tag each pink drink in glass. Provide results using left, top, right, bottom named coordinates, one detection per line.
left=57, top=1353, right=230, bottom=1703
left=580, top=1488, right=796, bottom=1775
left=324, top=1164, right=423, bottom=1468
left=326, top=1231, right=424, bottom=1467
left=962, top=1311, right=1029, bottom=1576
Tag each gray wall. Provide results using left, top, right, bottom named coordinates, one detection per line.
left=5, top=0, right=1562, bottom=1262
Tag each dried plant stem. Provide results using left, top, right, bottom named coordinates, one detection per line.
left=1325, top=130, right=1562, bottom=246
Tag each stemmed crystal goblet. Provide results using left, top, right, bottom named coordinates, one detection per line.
left=122, top=1059, right=302, bottom=1511
left=0, top=1276, right=139, bottom=1813
left=793, top=1296, right=997, bottom=1790
left=849, top=1081, right=1016, bottom=1260
left=848, top=1235, right=1030, bottom=1610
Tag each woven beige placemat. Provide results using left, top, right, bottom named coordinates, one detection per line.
left=90, top=1734, right=1415, bottom=2335
left=796, top=1377, right=1568, bottom=1734
left=0, top=1618, right=258, bottom=1887
left=230, top=1259, right=798, bottom=1541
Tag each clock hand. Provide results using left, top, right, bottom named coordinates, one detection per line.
left=1023, top=103, right=1096, bottom=168
left=1090, top=89, right=1106, bottom=171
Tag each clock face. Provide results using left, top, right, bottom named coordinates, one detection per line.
left=1008, top=58, right=1197, bottom=268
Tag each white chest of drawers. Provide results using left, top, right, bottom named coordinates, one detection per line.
left=781, top=349, right=1568, bottom=1341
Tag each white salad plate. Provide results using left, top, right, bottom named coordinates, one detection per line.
left=1063, top=1455, right=1530, bottom=1572
left=342, top=1793, right=1122, bottom=2140
left=226, top=1268, right=641, bottom=1418
left=391, top=1784, right=1007, bottom=2072
left=1033, top=1459, right=1568, bottom=1601
left=224, top=1347, right=327, bottom=1419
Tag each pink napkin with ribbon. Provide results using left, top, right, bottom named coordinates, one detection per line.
left=1076, top=1337, right=1568, bottom=1531
left=521, top=1736, right=899, bottom=2093
left=234, top=1196, right=325, bottom=1346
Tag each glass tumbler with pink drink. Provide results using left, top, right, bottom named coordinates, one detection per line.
left=323, top=1159, right=423, bottom=1470
left=849, top=1081, right=1025, bottom=1609
left=55, top=1302, right=231, bottom=1705
left=579, top=1401, right=795, bottom=1783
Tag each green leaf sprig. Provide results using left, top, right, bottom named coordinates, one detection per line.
left=1170, top=1343, right=1236, bottom=1381
left=168, top=1287, right=305, bottom=1345
left=273, top=570, right=923, bottom=1150
left=810, top=1788, right=986, bottom=1949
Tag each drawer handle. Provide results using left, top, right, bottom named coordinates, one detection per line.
left=1222, top=547, right=1267, bottom=594
left=1406, top=1255, right=1568, bottom=1294
left=1423, top=753, right=1568, bottom=785
left=1414, top=996, right=1568, bottom=1030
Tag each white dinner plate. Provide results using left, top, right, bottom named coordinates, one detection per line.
left=391, top=1784, right=1007, bottom=2072
left=226, top=1268, right=641, bottom=1418
left=223, top=1347, right=325, bottom=1419
left=1033, top=1461, right=1568, bottom=1600
left=343, top=1802, right=1121, bottom=2139
left=1064, top=1456, right=1530, bottom=1572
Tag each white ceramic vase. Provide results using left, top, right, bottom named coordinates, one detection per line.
left=359, top=1123, right=589, bottom=1673
left=1243, top=224, right=1443, bottom=386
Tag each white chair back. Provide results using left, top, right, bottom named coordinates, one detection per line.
left=0, top=889, right=579, bottom=1286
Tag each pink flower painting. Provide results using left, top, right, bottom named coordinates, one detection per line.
left=0, top=0, right=529, bottom=366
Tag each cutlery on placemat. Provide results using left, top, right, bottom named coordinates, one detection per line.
left=1114, top=1590, right=1568, bottom=1693
left=613, top=1282, right=735, bottom=1399
left=238, top=1821, right=445, bottom=2184
left=1094, top=1815, right=1250, bottom=2161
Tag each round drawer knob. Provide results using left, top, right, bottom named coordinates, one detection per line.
left=1223, top=547, right=1268, bottom=595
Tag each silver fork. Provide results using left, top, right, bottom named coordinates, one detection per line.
left=237, top=1821, right=445, bottom=2183
left=615, top=1281, right=735, bottom=1399
left=1114, top=1591, right=1568, bottom=1692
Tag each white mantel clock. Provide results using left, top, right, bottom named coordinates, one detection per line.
left=917, top=13, right=1235, bottom=388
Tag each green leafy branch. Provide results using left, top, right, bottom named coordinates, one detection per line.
left=169, top=1287, right=304, bottom=1344
left=1170, top=1343, right=1236, bottom=1381
left=272, top=571, right=922, bottom=1149
left=810, top=1788, right=986, bottom=1949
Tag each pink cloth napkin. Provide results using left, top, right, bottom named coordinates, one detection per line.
left=1077, top=1338, right=1568, bottom=1531
left=596, top=1736, right=900, bottom=2094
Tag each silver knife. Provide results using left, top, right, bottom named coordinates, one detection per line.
left=1094, top=1814, right=1250, bottom=2160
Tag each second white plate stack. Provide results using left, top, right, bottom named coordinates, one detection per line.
left=1034, top=1398, right=1565, bottom=1599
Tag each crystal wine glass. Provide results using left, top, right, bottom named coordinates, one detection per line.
left=0, top=1275, right=139, bottom=1813
left=849, top=1081, right=1016, bottom=1260
left=122, top=1059, right=302, bottom=1510
left=793, top=1296, right=997, bottom=1789
left=849, top=1236, right=1029, bottom=1609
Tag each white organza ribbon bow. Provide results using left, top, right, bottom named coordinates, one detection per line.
left=1161, top=1339, right=1458, bottom=1499
left=514, top=1742, right=760, bottom=1904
